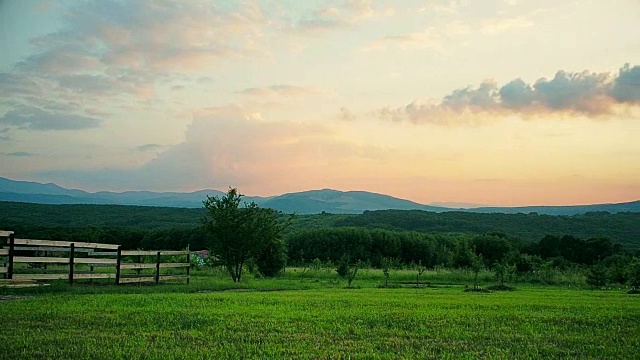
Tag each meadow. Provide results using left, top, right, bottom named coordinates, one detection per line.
left=1, top=270, right=639, bottom=359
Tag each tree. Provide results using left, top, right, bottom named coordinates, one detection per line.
left=346, top=260, right=361, bottom=288
left=627, top=258, right=640, bottom=290
left=470, top=252, right=484, bottom=290
left=381, top=257, right=392, bottom=287
left=311, top=258, right=323, bottom=274
left=493, top=260, right=515, bottom=286
left=336, top=255, right=351, bottom=277
left=255, top=237, right=287, bottom=277
left=585, top=264, right=608, bottom=289
left=203, top=188, right=289, bottom=282
left=415, top=260, right=426, bottom=288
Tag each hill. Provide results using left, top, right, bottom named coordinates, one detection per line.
left=332, top=210, right=640, bottom=249
left=0, top=202, right=638, bottom=249
left=1, top=177, right=638, bottom=215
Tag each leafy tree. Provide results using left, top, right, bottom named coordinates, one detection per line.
left=585, top=264, right=608, bottom=289
left=602, top=254, right=630, bottom=284
left=416, top=260, right=426, bottom=288
left=512, top=253, right=543, bottom=275
left=311, top=258, right=323, bottom=273
left=471, top=234, right=514, bottom=266
left=336, top=255, right=350, bottom=277
left=203, top=188, right=288, bottom=282
left=493, top=261, right=515, bottom=286
left=346, top=260, right=361, bottom=288
left=381, top=257, right=392, bottom=287
left=255, top=237, right=287, bottom=277
left=627, top=258, right=640, bottom=289
left=470, top=252, right=484, bottom=290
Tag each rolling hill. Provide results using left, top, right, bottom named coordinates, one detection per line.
left=0, top=177, right=638, bottom=215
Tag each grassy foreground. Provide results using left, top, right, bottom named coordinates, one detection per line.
left=1, top=279, right=639, bottom=359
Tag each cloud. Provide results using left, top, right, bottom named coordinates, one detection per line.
left=1, top=0, right=270, bottom=114
left=136, top=144, right=164, bottom=152
left=481, top=15, right=534, bottom=34
left=237, top=84, right=321, bottom=97
left=611, top=64, right=640, bottom=102
left=379, top=64, right=640, bottom=124
left=5, top=152, right=37, bottom=157
left=34, top=0, right=266, bottom=72
left=361, top=28, right=443, bottom=51
left=294, top=0, right=378, bottom=33
left=418, top=1, right=462, bottom=15
left=0, top=107, right=102, bottom=131
left=36, top=107, right=382, bottom=192
left=2, top=108, right=98, bottom=132
left=338, top=107, right=356, bottom=121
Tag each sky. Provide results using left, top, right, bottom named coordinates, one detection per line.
left=0, top=0, right=638, bottom=206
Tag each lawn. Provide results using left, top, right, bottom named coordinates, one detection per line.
left=1, top=276, right=638, bottom=359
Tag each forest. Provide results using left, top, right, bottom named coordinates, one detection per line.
left=1, top=200, right=639, bottom=287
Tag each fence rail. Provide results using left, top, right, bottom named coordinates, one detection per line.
left=13, top=238, right=121, bottom=250
left=0, top=231, right=190, bottom=285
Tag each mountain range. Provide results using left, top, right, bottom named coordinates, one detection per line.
left=0, top=177, right=638, bottom=215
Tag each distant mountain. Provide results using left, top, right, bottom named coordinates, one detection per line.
left=471, top=202, right=640, bottom=216
left=0, top=177, right=638, bottom=215
left=0, top=177, right=225, bottom=208
left=0, top=178, right=444, bottom=214
left=258, top=189, right=445, bottom=214
left=429, top=202, right=486, bottom=209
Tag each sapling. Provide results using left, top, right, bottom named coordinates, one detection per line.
left=471, top=252, right=484, bottom=290
left=347, top=260, right=361, bottom=288
left=381, top=257, right=392, bottom=287
left=416, top=260, right=426, bottom=288
left=312, top=258, right=322, bottom=274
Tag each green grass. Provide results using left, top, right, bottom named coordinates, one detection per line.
left=1, top=272, right=639, bottom=359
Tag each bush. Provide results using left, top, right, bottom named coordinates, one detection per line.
left=256, top=238, right=287, bottom=277
left=336, top=255, right=350, bottom=277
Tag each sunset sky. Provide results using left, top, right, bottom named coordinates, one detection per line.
left=0, top=0, right=638, bottom=206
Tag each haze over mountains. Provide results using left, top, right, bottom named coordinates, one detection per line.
left=0, top=177, right=637, bottom=215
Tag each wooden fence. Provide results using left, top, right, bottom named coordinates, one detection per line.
left=0, top=231, right=190, bottom=285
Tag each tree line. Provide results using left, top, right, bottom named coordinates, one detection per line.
left=1, top=194, right=639, bottom=286
left=286, top=227, right=628, bottom=268
left=1, top=202, right=639, bottom=249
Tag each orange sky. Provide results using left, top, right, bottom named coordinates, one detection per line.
left=0, top=0, right=638, bottom=206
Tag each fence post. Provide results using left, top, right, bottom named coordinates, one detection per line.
left=7, top=233, right=14, bottom=280
left=186, top=244, right=191, bottom=285
left=155, top=251, right=161, bottom=284
left=115, top=247, right=122, bottom=285
left=69, top=243, right=75, bottom=285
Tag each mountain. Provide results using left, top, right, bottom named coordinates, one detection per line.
left=0, top=177, right=638, bottom=215
left=0, top=178, right=443, bottom=214
left=258, top=189, right=445, bottom=214
left=429, top=202, right=486, bottom=209
left=470, top=202, right=640, bottom=216
left=0, top=177, right=225, bottom=208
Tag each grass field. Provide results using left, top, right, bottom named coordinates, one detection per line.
left=1, top=272, right=639, bottom=359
